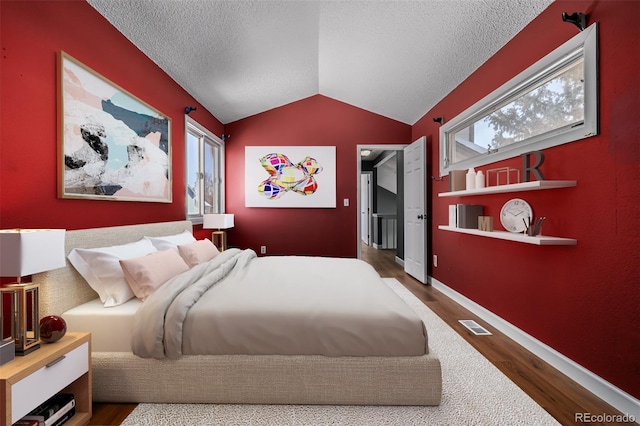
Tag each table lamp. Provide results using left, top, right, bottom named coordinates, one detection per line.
left=0, top=229, right=66, bottom=355
left=203, top=214, right=234, bottom=251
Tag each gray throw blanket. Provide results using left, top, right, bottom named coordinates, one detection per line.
left=132, top=249, right=428, bottom=359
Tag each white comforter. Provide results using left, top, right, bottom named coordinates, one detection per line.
left=132, top=249, right=428, bottom=359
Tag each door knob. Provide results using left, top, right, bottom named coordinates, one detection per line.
left=417, top=214, right=424, bottom=219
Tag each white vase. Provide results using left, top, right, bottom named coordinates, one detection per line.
left=475, top=170, right=485, bottom=189
left=466, top=168, right=476, bottom=190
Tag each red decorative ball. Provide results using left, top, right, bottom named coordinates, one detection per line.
left=40, top=315, right=67, bottom=343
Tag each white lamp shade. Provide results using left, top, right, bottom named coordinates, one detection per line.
left=203, top=214, right=235, bottom=230
left=0, top=229, right=66, bottom=277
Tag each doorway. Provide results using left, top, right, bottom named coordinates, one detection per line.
left=356, top=144, right=406, bottom=262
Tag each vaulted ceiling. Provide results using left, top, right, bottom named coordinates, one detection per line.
left=87, top=0, right=553, bottom=125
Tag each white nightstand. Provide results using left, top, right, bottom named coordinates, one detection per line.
left=1, top=332, right=92, bottom=425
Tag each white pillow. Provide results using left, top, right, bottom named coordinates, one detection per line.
left=144, top=231, right=196, bottom=251
left=68, top=239, right=157, bottom=307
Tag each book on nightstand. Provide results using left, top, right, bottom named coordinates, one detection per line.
left=13, top=420, right=39, bottom=426
left=48, top=404, right=75, bottom=426
left=20, top=393, right=75, bottom=426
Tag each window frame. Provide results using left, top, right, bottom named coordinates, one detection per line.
left=439, top=23, right=598, bottom=177
left=184, top=116, right=225, bottom=224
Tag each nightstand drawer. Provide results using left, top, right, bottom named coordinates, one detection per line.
left=11, top=341, right=89, bottom=423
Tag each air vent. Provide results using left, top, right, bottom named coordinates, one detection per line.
left=459, top=320, right=492, bottom=336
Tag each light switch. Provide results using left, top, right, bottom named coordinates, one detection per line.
left=343, top=198, right=349, bottom=206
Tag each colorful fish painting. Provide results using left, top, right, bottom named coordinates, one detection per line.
left=257, top=153, right=323, bottom=199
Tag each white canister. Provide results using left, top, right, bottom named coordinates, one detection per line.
left=475, top=170, right=485, bottom=189
left=465, top=168, right=476, bottom=190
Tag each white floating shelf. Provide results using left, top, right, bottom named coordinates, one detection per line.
left=438, top=225, right=577, bottom=246
left=438, top=180, right=577, bottom=197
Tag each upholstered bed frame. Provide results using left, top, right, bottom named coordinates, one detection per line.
left=34, top=220, right=442, bottom=405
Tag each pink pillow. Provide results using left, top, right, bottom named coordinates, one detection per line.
left=120, top=249, right=190, bottom=300
left=178, top=239, right=220, bottom=267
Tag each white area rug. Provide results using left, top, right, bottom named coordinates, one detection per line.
left=122, top=278, right=559, bottom=425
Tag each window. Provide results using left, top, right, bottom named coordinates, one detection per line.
left=185, top=116, right=224, bottom=223
left=439, top=24, right=598, bottom=177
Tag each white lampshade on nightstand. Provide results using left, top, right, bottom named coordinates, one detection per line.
left=0, top=229, right=66, bottom=355
left=203, top=214, right=234, bottom=251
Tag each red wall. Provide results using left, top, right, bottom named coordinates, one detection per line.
left=0, top=0, right=223, bottom=231
left=224, top=95, right=411, bottom=257
left=413, top=0, right=639, bottom=397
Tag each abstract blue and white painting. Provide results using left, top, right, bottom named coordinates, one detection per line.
left=59, top=52, right=171, bottom=202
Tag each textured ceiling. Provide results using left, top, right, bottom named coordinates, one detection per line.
left=87, top=0, right=553, bottom=125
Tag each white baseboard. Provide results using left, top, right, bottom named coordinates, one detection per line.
left=428, top=276, right=640, bottom=420
left=395, top=256, right=404, bottom=267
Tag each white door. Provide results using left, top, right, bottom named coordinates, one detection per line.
left=404, top=136, right=428, bottom=283
left=360, top=172, right=372, bottom=245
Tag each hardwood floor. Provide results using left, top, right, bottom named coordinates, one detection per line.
left=361, top=245, right=629, bottom=426
left=90, top=245, right=628, bottom=425
left=89, top=403, right=137, bottom=426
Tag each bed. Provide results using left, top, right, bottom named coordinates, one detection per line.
left=34, top=220, right=441, bottom=406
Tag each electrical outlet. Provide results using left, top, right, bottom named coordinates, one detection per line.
left=260, top=245, right=267, bottom=254
left=433, top=255, right=438, bottom=267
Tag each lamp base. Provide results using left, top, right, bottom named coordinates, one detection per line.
left=211, top=230, right=228, bottom=251
left=16, top=343, right=40, bottom=356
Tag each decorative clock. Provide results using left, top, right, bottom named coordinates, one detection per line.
left=500, top=198, right=533, bottom=233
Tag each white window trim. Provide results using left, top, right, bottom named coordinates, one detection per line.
left=184, top=115, right=226, bottom=224
left=439, top=23, right=598, bottom=177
